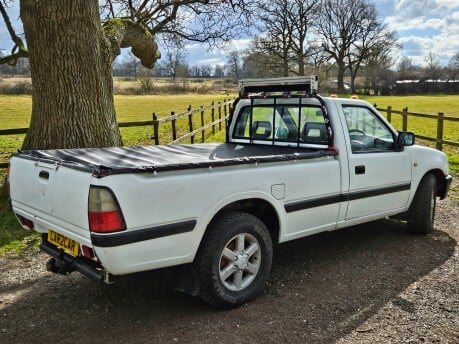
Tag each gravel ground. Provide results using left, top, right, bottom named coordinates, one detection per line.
left=0, top=178, right=458, bottom=344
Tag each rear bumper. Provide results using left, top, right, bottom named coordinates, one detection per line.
left=40, top=241, right=112, bottom=283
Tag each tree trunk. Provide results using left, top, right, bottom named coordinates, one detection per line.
left=336, top=61, right=346, bottom=93
left=350, top=67, right=357, bottom=94
left=20, top=0, right=123, bottom=149
left=282, top=50, right=289, bottom=77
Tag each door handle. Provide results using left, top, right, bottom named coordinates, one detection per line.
left=355, top=165, right=365, bottom=174
left=39, top=170, right=49, bottom=179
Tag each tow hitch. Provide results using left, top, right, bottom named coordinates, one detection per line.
left=40, top=242, right=113, bottom=284
left=46, top=257, right=74, bottom=275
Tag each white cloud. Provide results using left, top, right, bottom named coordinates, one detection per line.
left=196, top=58, right=225, bottom=66
left=226, top=38, right=252, bottom=52
left=394, top=0, right=455, bottom=18
left=385, top=0, right=459, bottom=66
left=186, top=38, right=252, bottom=67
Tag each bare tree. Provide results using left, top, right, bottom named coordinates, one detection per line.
left=363, top=43, right=396, bottom=94
left=397, top=56, right=417, bottom=80
left=316, top=0, right=384, bottom=93
left=424, top=52, right=442, bottom=80
left=255, top=1, right=293, bottom=76
left=287, top=0, right=319, bottom=75
left=226, top=50, right=242, bottom=79
left=245, top=38, right=286, bottom=77
left=0, top=0, right=252, bottom=150
left=165, top=48, right=188, bottom=80
left=125, top=52, right=142, bottom=80
left=448, top=52, right=459, bottom=79
left=254, top=0, right=318, bottom=76
left=241, top=50, right=278, bottom=78
left=346, top=23, right=398, bottom=93
left=214, top=64, right=225, bottom=78
left=450, top=52, right=459, bottom=68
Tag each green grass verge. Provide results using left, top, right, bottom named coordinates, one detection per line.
left=0, top=182, right=40, bottom=256
left=446, top=152, right=459, bottom=174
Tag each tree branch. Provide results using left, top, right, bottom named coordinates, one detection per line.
left=0, top=1, right=28, bottom=65
left=103, top=19, right=160, bottom=68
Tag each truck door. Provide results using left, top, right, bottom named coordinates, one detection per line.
left=342, top=105, right=412, bottom=220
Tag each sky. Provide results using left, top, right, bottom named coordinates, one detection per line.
left=1, top=0, right=458, bottom=69
left=186, top=0, right=459, bottom=69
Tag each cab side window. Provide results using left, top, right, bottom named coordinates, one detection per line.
left=343, top=106, right=394, bottom=153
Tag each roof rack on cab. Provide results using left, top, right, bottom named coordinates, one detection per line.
left=238, top=76, right=318, bottom=98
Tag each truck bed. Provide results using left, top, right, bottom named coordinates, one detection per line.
left=14, top=143, right=336, bottom=178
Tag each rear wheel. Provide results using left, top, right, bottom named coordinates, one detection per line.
left=195, top=211, right=273, bottom=308
left=407, top=173, right=437, bottom=234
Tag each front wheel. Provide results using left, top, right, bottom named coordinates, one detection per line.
left=407, top=173, right=437, bottom=234
left=195, top=211, right=273, bottom=308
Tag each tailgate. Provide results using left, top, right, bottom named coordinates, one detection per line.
left=9, top=156, right=93, bottom=245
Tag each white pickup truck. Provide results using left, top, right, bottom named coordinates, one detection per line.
left=8, top=76, right=452, bottom=308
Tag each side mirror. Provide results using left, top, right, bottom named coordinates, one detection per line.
left=396, top=132, right=415, bottom=151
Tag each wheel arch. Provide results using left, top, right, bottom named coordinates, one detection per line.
left=422, top=169, right=449, bottom=200
left=204, top=197, right=281, bottom=246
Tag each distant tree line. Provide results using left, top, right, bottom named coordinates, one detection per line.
left=107, top=0, right=459, bottom=95
left=2, top=0, right=459, bottom=97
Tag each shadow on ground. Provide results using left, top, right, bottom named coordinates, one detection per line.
left=0, top=219, right=455, bottom=343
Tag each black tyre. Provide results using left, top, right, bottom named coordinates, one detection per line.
left=407, top=173, right=437, bottom=234
left=195, top=211, right=273, bottom=308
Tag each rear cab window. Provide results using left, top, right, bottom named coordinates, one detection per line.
left=231, top=100, right=328, bottom=148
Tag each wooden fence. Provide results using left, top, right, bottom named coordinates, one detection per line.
left=0, top=99, right=234, bottom=169
left=2, top=102, right=457, bottom=169
left=375, top=106, right=459, bottom=151
left=152, top=99, right=233, bottom=145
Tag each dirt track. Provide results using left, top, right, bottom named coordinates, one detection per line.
left=1, top=182, right=458, bottom=343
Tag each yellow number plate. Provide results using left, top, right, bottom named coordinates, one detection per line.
left=47, top=230, right=79, bottom=256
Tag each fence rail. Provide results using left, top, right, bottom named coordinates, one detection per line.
left=375, top=106, right=459, bottom=151
left=2, top=102, right=457, bottom=169
left=0, top=99, right=234, bottom=169
left=152, top=99, right=233, bottom=145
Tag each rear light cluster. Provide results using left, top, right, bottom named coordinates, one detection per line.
left=88, top=186, right=126, bottom=233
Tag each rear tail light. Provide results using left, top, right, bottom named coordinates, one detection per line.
left=88, top=186, right=126, bottom=233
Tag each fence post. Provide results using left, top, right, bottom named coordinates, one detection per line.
left=188, top=105, right=194, bottom=144
left=223, top=99, right=228, bottom=128
left=402, top=107, right=408, bottom=131
left=218, top=102, right=222, bottom=131
left=436, top=112, right=444, bottom=151
left=211, top=101, right=215, bottom=135
left=171, top=111, right=177, bottom=141
left=152, top=113, right=160, bottom=145
left=387, top=106, right=392, bottom=123
left=200, top=106, right=205, bottom=143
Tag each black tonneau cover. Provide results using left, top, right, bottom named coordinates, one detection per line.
left=15, top=143, right=337, bottom=178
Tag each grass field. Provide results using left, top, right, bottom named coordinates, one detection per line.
left=2, top=94, right=458, bottom=160
left=0, top=93, right=459, bottom=255
left=361, top=94, right=459, bottom=144
left=0, top=94, right=234, bottom=162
